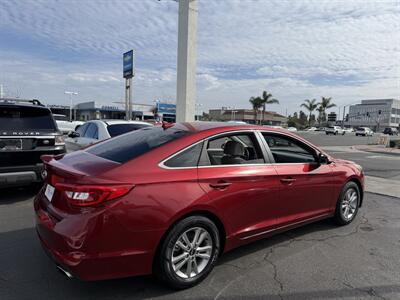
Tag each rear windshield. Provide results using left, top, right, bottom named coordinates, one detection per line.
left=358, top=128, right=366, bottom=131
left=107, top=123, right=151, bottom=137
left=0, top=106, right=56, bottom=130
left=87, top=126, right=189, bottom=163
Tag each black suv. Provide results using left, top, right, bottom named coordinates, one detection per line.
left=383, top=127, right=399, bottom=136
left=0, top=98, right=66, bottom=187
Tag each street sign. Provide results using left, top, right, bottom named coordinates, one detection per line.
left=123, top=50, right=134, bottom=78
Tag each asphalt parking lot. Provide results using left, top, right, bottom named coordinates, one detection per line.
left=1, top=131, right=400, bottom=300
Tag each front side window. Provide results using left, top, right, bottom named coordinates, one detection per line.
left=84, top=123, right=98, bottom=139
left=76, top=123, right=88, bottom=136
left=163, top=142, right=203, bottom=168
left=263, top=133, right=316, bottom=163
left=201, top=132, right=264, bottom=166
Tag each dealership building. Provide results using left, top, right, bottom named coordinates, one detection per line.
left=209, top=108, right=287, bottom=126
left=347, top=99, right=400, bottom=131
left=47, top=101, right=177, bottom=122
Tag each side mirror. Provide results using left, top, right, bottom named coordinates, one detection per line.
left=318, top=153, right=330, bottom=165
left=68, top=131, right=80, bottom=138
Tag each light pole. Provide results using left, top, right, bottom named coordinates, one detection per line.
left=195, top=103, right=202, bottom=121
left=64, top=91, right=78, bottom=122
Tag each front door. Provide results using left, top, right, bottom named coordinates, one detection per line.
left=261, top=132, right=334, bottom=226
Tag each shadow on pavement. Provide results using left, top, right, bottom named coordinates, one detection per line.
left=0, top=184, right=42, bottom=205
left=2, top=217, right=388, bottom=300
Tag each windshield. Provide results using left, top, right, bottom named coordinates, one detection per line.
left=107, top=123, right=152, bottom=137
left=0, top=106, right=56, bottom=131
left=88, top=126, right=189, bottom=163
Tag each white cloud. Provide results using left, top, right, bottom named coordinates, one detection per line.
left=0, top=0, right=399, bottom=114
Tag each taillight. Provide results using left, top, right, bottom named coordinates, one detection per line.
left=56, top=184, right=134, bottom=207
left=55, top=135, right=65, bottom=146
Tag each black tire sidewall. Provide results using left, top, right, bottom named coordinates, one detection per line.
left=335, top=182, right=360, bottom=225
left=157, top=216, right=220, bottom=289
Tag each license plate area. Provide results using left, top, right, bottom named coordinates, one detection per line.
left=0, top=139, right=22, bottom=151
left=45, top=184, right=55, bottom=202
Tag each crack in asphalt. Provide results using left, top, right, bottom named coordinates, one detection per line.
left=342, top=281, right=389, bottom=300
left=284, top=214, right=370, bottom=243
left=213, top=215, right=372, bottom=299
left=263, top=248, right=284, bottom=300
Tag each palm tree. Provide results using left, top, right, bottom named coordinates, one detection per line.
left=300, top=99, right=318, bottom=127
left=249, top=96, right=263, bottom=124
left=316, top=106, right=324, bottom=126
left=318, top=97, right=336, bottom=124
left=260, top=91, right=279, bottom=124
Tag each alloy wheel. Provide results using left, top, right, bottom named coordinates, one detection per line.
left=171, top=227, right=213, bottom=279
left=341, top=188, right=358, bottom=220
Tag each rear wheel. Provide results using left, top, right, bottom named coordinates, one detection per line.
left=334, top=182, right=360, bottom=225
left=155, top=216, right=220, bottom=289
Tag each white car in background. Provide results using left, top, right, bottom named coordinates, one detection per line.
left=287, top=127, right=297, bottom=132
left=355, top=127, right=374, bottom=136
left=326, top=126, right=345, bottom=135
left=307, top=127, right=317, bottom=131
left=65, top=119, right=153, bottom=151
left=53, top=114, right=84, bottom=134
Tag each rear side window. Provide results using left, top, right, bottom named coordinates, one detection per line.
left=163, top=142, right=203, bottom=168
left=0, top=106, right=56, bottom=130
left=107, top=123, right=151, bottom=137
left=87, top=126, right=189, bottom=163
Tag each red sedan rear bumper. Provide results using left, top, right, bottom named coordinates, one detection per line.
left=34, top=194, right=165, bottom=281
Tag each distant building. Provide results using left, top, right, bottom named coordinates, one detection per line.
left=209, top=108, right=287, bottom=126
left=347, top=99, right=400, bottom=131
left=74, top=101, right=154, bottom=121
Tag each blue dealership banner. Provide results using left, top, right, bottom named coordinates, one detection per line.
left=123, top=50, right=134, bottom=78
left=157, top=103, right=176, bottom=114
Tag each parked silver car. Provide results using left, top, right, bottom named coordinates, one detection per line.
left=65, top=120, right=153, bottom=151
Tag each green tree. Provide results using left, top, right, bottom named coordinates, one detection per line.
left=260, top=91, right=279, bottom=124
left=318, top=97, right=336, bottom=124
left=249, top=96, right=263, bottom=124
left=300, top=99, right=318, bottom=127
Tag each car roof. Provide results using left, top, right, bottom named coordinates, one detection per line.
left=175, top=121, right=288, bottom=134
left=87, top=119, right=153, bottom=126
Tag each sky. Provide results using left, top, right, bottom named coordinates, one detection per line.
left=0, top=0, right=399, bottom=116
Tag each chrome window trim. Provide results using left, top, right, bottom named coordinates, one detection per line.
left=158, top=129, right=322, bottom=170
left=158, top=139, right=205, bottom=170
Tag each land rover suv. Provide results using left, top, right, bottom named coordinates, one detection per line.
left=0, top=98, right=66, bottom=187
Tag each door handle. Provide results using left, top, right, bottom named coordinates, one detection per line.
left=209, top=181, right=232, bottom=190
left=280, top=177, right=296, bottom=184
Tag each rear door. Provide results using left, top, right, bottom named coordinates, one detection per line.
left=261, top=132, right=335, bottom=226
left=197, top=131, right=280, bottom=243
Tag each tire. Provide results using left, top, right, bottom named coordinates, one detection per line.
left=334, top=132, right=337, bottom=135
left=326, top=132, right=329, bottom=135
left=155, top=216, right=220, bottom=289
left=334, top=182, right=360, bottom=225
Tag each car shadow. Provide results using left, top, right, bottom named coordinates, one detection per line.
left=0, top=184, right=42, bottom=205
left=0, top=217, right=371, bottom=300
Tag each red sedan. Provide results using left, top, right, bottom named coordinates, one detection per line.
left=34, top=122, right=364, bottom=289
